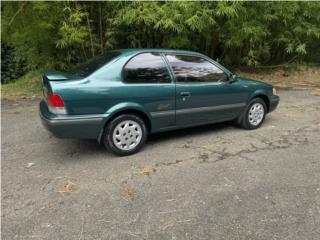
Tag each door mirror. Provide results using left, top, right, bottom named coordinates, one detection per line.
left=228, top=74, right=237, bottom=83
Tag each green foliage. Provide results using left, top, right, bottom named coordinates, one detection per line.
left=1, top=44, right=28, bottom=83
left=1, top=1, right=320, bottom=73
left=55, top=5, right=91, bottom=68
left=1, top=2, right=63, bottom=69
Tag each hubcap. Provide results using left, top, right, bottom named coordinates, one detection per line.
left=248, top=103, right=264, bottom=126
left=112, top=120, right=142, bottom=151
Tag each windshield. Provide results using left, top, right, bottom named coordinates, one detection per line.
left=68, top=51, right=121, bottom=77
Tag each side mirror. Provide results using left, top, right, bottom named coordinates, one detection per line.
left=229, top=74, right=237, bottom=83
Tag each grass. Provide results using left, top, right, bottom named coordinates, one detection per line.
left=1, top=71, right=42, bottom=99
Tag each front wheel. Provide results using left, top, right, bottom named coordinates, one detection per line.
left=237, top=98, right=267, bottom=130
left=103, top=114, right=147, bottom=156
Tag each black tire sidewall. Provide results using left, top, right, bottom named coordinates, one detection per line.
left=243, top=98, right=267, bottom=129
left=103, top=114, right=147, bottom=156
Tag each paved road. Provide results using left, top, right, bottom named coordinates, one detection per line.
left=2, top=91, right=320, bottom=240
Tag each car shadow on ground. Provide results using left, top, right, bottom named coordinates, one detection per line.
left=57, top=116, right=275, bottom=157
left=148, top=122, right=234, bottom=144
left=148, top=116, right=276, bottom=144
left=61, top=122, right=233, bottom=155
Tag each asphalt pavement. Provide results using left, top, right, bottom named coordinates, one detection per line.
left=1, top=90, right=320, bottom=240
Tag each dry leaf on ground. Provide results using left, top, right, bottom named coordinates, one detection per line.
left=96, top=219, right=112, bottom=224
left=55, top=176, right=67, bottom=180
left=58, top=181, right=76, bottom=193
left=166, top=199, right=176, bottom=202
left=140, top=167, right=156, bottom=175
left=26, top=162, right=35, bottom=168
left=224, top=177, right=235, bottom=187
left=123, top=187, right=135, bottom=198
left=127, top=231, right=142, bottom=238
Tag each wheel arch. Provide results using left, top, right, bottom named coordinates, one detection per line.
left=248, top=91, right=270, bottom=112
left=98, top=106, right=152, bottom=143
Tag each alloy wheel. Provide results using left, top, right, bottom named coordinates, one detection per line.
left=112, top=120, right=142, bottom=151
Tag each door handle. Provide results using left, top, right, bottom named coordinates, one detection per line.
left=180, top=92, right=191, bottom=97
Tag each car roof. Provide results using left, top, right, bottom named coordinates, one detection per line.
left=115, top=48, right=205, bottom=56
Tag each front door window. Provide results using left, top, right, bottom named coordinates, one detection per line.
left=165, top=54, right=228, bottom=83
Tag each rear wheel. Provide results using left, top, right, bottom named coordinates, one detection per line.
left=103, top=114, right=147, bottom=156
left=237, top=98, right=267, bottom=129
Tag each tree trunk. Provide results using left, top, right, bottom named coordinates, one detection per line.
left=99, top=2, right=104, bottom=54
left=86, top=10, right=95, bottom=57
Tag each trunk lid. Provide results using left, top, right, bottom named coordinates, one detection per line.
left=43, top=70, right=83, bottom=82
left=42, top=70, right=84, bottom=99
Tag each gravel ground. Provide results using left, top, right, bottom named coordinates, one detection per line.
left=1, top=90, right=320, bottom=240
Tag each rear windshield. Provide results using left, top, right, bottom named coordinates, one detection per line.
left=68, top=51, right=120, bottom=77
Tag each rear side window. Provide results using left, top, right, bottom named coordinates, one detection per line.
left=165, top=54, right=228, bottom=83
left=69, top=51, right=120, bottom=77
left=123, top=53, right=171, bottom=84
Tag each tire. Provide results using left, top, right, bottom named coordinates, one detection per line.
left=103, top=114, right=147, bottom=156
left=237, top=98, right=267, bottom=130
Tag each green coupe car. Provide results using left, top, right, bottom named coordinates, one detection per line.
left=40, top=49, right=279, bottom=156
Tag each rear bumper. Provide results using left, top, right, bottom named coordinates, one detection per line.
left=39, top=100, right=107, bottom=139
left=269, top=95, right=280, bottom=112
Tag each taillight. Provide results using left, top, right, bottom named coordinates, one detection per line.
left=47, top=93, right=65, bottom=107
left=47, top=93, right=67, bottom=114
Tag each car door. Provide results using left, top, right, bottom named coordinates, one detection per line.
left=121, top=52, right=176, bottom=131
left=164, top=54, right=247, bottom=127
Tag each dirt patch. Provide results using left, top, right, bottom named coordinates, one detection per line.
left=236, top=65, right=320, bottom=91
